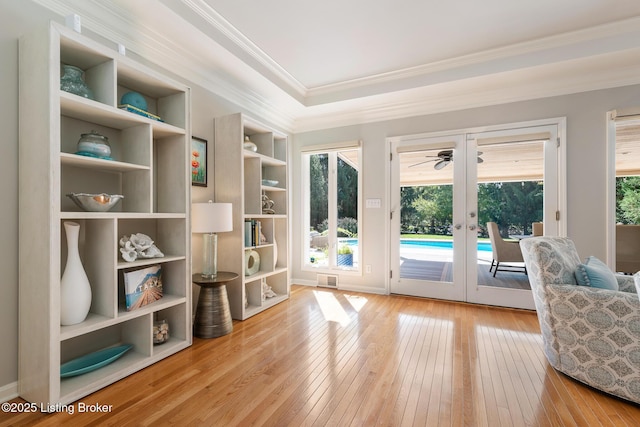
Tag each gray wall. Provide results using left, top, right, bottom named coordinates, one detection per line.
left=291, top=85, right=640, bottom=291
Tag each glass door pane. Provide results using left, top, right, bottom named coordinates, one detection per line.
left=308, top=153, right=329, bottom=267
left=614, top=119, right=640, bottom=274
left=399, top=148, right=454, bottom=282
left=336, top=150, right=359, bottom=269
left=390, top=134, right=465, bottom=301
left=475, top=140, right=544, bottom=291
left=466, top=124, right=558, bottom=310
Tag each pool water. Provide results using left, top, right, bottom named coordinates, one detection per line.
left=401, top=239, right=492, bottom=252
left=341, top=238, right=492, bottom=252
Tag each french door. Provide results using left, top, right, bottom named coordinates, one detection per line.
left=389, top=121, right=563, bottom=310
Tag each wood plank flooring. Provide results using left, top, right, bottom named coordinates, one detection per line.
left=3, top=285, right=640, bottom=426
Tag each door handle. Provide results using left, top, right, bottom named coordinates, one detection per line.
left=468, top=224, right=477, bottom=231
left=454, top=224, right=462, bottom=230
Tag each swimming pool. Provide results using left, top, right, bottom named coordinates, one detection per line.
left=401, top=239, right=492, bottom=252
left=341, top=238, right=492, bottom=252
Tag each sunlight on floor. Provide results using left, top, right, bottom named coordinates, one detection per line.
left=313, top=290, right=352, bottom=326
left=344, top=294, right=368, bottom=312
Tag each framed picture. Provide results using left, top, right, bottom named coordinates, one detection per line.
left=191, top=136, right=207, bottom=186
left=124, top=264, right=163, bottom=311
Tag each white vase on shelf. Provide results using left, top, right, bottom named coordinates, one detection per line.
left=60, top=221, right=92, bottom=326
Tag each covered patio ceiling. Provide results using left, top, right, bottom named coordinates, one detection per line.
left=396, top=125, right=640, bottom=187
left=400, top=141, right=545, bottom=187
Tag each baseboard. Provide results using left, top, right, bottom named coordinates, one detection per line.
left=0, top=381, right=18, bottom=403
left=292, top=279, right=317, bottom=287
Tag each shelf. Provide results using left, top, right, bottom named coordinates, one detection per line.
left=116, top=295, right=186, bottom=319
left=243, top=267, right=288, bottom=282
left=117, top=255, right=186, bottom=270
left=243, top=150, right=286, bottom=167
left=60, top=91, right=186, bottom=138
left=261, top=185, right=286, bottom=192
left=244, top=294, right=289, bottom=318
left=59, top=348, right=147, bottom=402
left=60, top=313, right=112, bottom=341
left=244, top=214, right=287, bottom=220
left=60, top=212, right=187, bottom=220
left=244, top=243, right=275, bottom=250
left=61, top=152, right=150, bottom=172
left=60, top=295, right=186, bottom=341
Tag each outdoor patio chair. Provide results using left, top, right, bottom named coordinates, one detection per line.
left=487, top=222, right=526, bottom=277
left=520, top=236, right=640, bottom=404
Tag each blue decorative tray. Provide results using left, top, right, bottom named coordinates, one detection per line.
left=60, top=344, right=132, bottom=378
left=118, top=104, right=164, bottom=122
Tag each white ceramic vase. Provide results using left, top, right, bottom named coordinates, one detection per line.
left=60, top=221, right=92, bottom=325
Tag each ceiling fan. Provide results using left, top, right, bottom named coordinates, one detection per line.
left=409, top=149, right=483, bottom=170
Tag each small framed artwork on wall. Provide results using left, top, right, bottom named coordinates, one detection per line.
left=191, top=136, right=207, bottom=186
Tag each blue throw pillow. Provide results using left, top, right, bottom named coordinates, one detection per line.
left=575, top=256, right=619, bottom=290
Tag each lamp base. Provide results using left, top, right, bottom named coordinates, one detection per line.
left=202, top=233, right=218, bottom=279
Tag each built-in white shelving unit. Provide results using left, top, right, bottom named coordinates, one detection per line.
left=18, top=22, right=191, bottom=405
left=214, top=113, right=289, bottom=320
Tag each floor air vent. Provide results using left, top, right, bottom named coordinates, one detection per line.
left=317, top=274, right=338, bottom=288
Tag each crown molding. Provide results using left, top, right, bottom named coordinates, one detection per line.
left=293, top=49, right=640, bottom=132
left=305, top=15, right=640, bottom=103
left=29, top=1, right=640, bottom=135
left=181, top=0, right=307, bottom=98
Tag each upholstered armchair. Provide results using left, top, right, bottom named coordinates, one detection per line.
left=520, top=236, right=640, bottom=404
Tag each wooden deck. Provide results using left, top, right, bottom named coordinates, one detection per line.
left=400, top=257, right=530, bottom=290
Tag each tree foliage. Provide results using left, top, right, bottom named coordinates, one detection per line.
left=309, top=153, right=359, bottom=234
left=617, top=176, right=640, bottom=224
left=401, top=181, right=543, bottom=237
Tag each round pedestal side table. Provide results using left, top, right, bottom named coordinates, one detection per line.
left=192, top=271, right=238, bottom=338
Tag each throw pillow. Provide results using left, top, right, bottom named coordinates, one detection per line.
left=575, top=256, right=619, bottom=290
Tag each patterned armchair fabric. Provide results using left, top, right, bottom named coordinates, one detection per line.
left=520, top=236, right=640, bottom=404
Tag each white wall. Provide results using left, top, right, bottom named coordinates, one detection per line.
left=291, top=85, right=640, bottom=291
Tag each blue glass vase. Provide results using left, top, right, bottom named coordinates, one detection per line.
left=60, top=64, right=95, bottom=100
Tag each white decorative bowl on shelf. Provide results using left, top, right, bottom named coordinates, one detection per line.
left=67, top=193, right=124, bottom=212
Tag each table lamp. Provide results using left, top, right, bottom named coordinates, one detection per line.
left=192, top=201, right=233, bottom=279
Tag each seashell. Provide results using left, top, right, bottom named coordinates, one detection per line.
left=130, top=233, right=154, bottom=251
left=138, top=244, right=164, bottom=259
left=120, top=245, right=137, bottom=262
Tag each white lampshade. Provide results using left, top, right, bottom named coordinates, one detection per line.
left=192, top=201, right=233, bottom=233
left=192, top=201, right=233, bottom=279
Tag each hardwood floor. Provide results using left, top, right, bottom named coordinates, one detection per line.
left=3, top=285, right=640, bottom=426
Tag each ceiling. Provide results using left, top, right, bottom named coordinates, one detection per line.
left=32, top=0, right=640, bottom=132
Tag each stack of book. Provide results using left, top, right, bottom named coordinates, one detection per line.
left=244, top=219, right=263, bottom=247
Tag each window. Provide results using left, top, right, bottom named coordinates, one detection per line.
left=303, top=144, right=361, bottom=271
